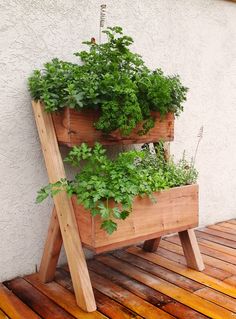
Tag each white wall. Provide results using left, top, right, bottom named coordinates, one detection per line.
left=0, top=0, right=236, bottom=281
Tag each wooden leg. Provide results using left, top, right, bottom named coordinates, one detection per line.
left=143, top=237, right=161, bottom=252
left=33, top=101, right=96, bottom=312
left=179, top=229, right=205, bottom=271
left=39, top=206, right=62, bottom=283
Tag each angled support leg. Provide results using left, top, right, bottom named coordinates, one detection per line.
left=33, top=101, right=96, bottom=312
left=39, top=206, right=62, bottom=283
left=143, top=237, right=161, bottom=252
left=179, top=229, right=205, bottom=271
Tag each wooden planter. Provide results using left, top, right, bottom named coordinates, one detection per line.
left=71, top=184, right=199, bottom=254
left=52, top=107, right=174, bottom=146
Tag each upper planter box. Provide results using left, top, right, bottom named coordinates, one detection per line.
left=51, top=107, right=174, bottom=147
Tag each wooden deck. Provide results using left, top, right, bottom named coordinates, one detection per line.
left=1, top=220, right=236, bottom=319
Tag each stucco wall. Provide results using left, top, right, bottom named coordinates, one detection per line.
left=0, top=0, right=236, bottom=281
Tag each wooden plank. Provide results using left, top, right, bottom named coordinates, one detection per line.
left=4, top=277, right=75, bottom=319
left=227, top=220, right=236, bottom=225
left=32, top=100, right=96, bottom=311
left=0, top=283, right=40, bottom=319
left=159, top=239, right=236, bottom=276
left=195, top=288, right=236, bottom=312
left=89, top=270, right=175, bottom=319
left=126, top=247, right=236, bottom=298
left=143, top=237, right=161, bottom=252
left=161, top=302, right=209, bottom=319
left=208, top=224, right=236, bottom=235
left=39, top=206, right=63, bottom=282
left=166, top=235, right=236, bottom=265
left=54, top=268, right=144, bottom=319
left=52, top=107, right=174, bottom=147
left=198, top=227, right=236, bottom=242
left=25, top=273, right=106, bottom=319
left=179, top=229, right=205, bottom=271
left=153, top=245, right=231, bottom=280
left=70, top=262, right=208, bottom=319
left=0, top=310, right=9, bottom=319
left=72, top=184, right=198, bottom=253
left=97, top=254, right=236, bottom=319
left=224, top=276, right=236, bottom=286
left=216, top=222, right=236, bottom=230
left=87, top=260, right=173, bottom=305
left=112, top=250, right=204, bottom=292
left=196, top=238, right=236, bottom=257
left=196, top=230, right=236, bottom=249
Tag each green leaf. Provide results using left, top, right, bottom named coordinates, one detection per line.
left=101, top=220, right=117, bottom=234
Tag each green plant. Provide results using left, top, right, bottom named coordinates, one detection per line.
left=36, top=142, right=197, bottom=234
left=28, top=26, right=188, bottom=136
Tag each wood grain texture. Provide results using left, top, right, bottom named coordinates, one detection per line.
left=179, top=229, right=205, bottom=271
left=32, top=100, right=96, bottom=311
left=126, top=246, right=236, bottom=298
left=52, top=107, right=174, bottom=146
left=0, top=310, right=9, bottom=319
left=4, top=277, right=75, bottom=319
left=55, top=268, right=149, bottom=319
left=25, top=273, right=106, bottom=319
left=0, top=283, right=40, bottom=319
left=143, top=237, right=162, bottom=252
left=39, top=206, right=62, bottom=283
left=72, top=184, right=199, bottom=253
left=96, top=254, right=236, bottom=319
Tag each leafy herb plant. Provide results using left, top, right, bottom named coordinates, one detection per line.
left=28, top=26, right=188, bottom=136
left=36, top=142, right=197, bottom=235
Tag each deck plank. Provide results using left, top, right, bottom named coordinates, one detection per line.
left=160, top=239, right=236, bottom=275
left=54, top=268, right=143, bottom=319
left=198, top=227, right=236, bottom=242
left=97, top=254, right=236, bottom=319
left=0, top=310, right=9, bottom=319
left=1, top=219, right=236, bottom=319
left=4, top=277, right=76, bottom=319
left=126, top=247, right=236, bottom=298
left=24, top=273, right=107, bottom=319
left=0, top=283, right=40, bottom=319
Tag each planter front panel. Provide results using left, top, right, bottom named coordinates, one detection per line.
left=52, top=107, right=174, bottom=147
left=72, top=184, right=198, bottom=253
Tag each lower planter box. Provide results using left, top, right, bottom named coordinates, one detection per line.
left=51, top=107, right=174, bottom=147
left=72, top=184, right=198, bottom=253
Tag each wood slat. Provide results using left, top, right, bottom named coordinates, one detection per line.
left=196, top=230, right=236, bottom=249
left=89, top=270, right=175, bottom=319
left=112, top=250, right=204, bottom=292
left=198, top=227, right=236, bottom=242
left=0, top=310, right=9, bottom=319
left=195, top=288, right=236, bottom=312
left=69, top=262, right=208, bottom=319
left=224, top=276, right=236, bottom=287
left=166, top=235, right=236, bottom=265
left=208, top=225, right=236, bottom=235
left=126, top=247, right=236, bottom=298
left=196, top=238, right=236, bottom=257
left=54, top=268, right=144, bottom=319
left=216, top=222, right=236, bottom=230
left=97, top=254, right=236, bottom=319
left=0, top=283, right=40, bottom=319
left=159, top=239, right=236, bottom=276
left=4, top=277, right=75, bottom=319
left=227, top=220, right=236, bottom=225
left=24, top=273, right=107, bottom=319
left=154, top=245, right=231, bottom=280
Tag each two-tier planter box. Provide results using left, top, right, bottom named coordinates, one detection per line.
left=33, top=101, right=204, bottom=313
left=72, top=184, right=199, bottom=253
